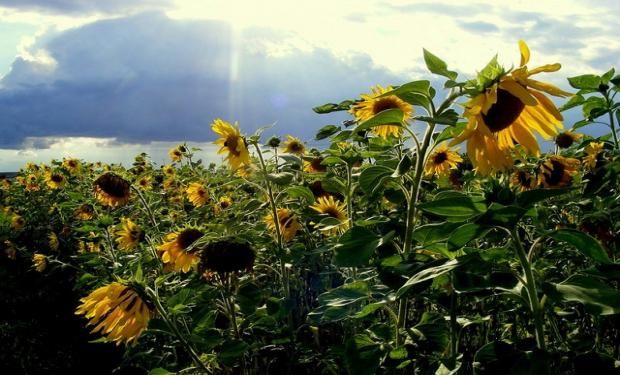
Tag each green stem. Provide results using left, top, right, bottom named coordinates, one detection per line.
left=449, top=275, right=458, bottom=359
left=345, top=163, right=354, bottom=228
left=131, top=185, right=159, bottom=232
left=511, top=228, right=546, bottom=351
left=606, top=94, right=619, bottom=150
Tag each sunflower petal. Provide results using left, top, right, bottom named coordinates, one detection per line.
left=500, top=79, right=537, bottom=105
left=528, top=63, right=562, bottom=75
left=519, top=40, right=530, bottom=66
left=526, top=78, right=572, bottom=97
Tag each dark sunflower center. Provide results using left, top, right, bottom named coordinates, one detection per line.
left=555, top=133, right=574, bottom=148
left=95, top=173, right=130, bottom=198
left=373, top=97, right=400, bottom=114
left=177, top=229, right=203, bottom=249
left=323, top=207, right=342, bottom=219
left=310, top=158, right=326, bottom=172
left=51, top=174, right=64, bottom=183
left=224, top=136, right=241, bottom=156
left=433, top=152, right=448, bottom=165
left=517, top=171, right=532, bottom=186
left=279, top=214, right=294, bottom=228
left=288, top=142, right=303, bottom=152
left=482, top=88, right=525, bottom=133
left=545, top=161, right=566, bottom=186
left=220, top=200, right=230, bottom=209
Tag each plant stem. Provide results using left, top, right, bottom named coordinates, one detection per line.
left=345, top=163, right=354, bottom=228
left=606, top=94, right=619, bottom=150
left=449, top=274, right=458, bottom=359
left=131, top=185, right=159, bottom=232
left=511, top=228, right=546, bottom=351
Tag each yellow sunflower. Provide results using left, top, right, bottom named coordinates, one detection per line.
left=135, top=176, right=152, bottom=191
left=555, top=130, right=583, bottom=149
left=49, top=232, right=59, bottom=251
left=451, top=40, right=572, bottom=175
left=75, top=282, right=151, bottom=346
left=25, top=174, right=40, bottom=192
left=44, top=171, right=66, bottom=190
left=33, top=253, right=47, bottom=272
left=350, top=85, right=414, bottom=138
left=115, top=218, right=142, bottom=251
left=425, top=143, right=463, bottom=177
left=162, top=164, right=176, bottom=177
left=214, top=196, right=232, bottom=214
left=168, top=145, right=185, bottom=162
left=264, top=208, right=302, bottom=242
left=538, top=155, right=580, bottom=188
left=583, top=141, right=605, bottom=170
left=309, top=195, right=349, bottom=235
left=94, top=173, right=131, bottom=208
left=10, top=215, right=25, bottom=231
left=158, top=228, right=203, bottom=273
left=282, top=135, right=306, bottom=155
left=212, top=118, right=251, bottom=173
left=75, top=204, right=96, bottom=220
left=62, top=158, right=81, bottom=175
left=510, top=169, right=537, bottom=191
left=186, top=182, right=210, bottom=207
left=304, top=157, right=327, bottom=173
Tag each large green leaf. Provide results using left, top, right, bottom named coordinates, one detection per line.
left=307, top=281, right=370, bottom=324
left=285, top=186, right=315, bottom=204
left=423, top=49, right=458, bottom=80
left=448, top=223, right=491, bottom=251
left=543, top=275, right=620, bottom=315
left=313, top=99, right=356, bottom=113
left=412, top=222, right=462, bottom=245
left=568, top=74, right=602, bottom=90
left=315, top=124, right=341, bottom=140
left=473, top=341, right=549, bottom=375
left=477, top=203, right=526, bottom=227
left=344, top=334, right=383, bottom=375
left=359, top=165, right=393, bottom=195
left=515, top=188, right=573, bottom=208
left=355, top=108, right=404, bottom=132
left=549, top=229, right=611, bottom=264
left=333, top=227, right=381, bottom=267
left=420, top=196, right=487, bottom=220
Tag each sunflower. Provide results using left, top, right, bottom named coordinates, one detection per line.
left=49, top=232, right=59, bottom=251
left=75, top=282, right=151, bottom=346
left=33, top=253, right=47, bottom=272
left=425, top=143, right=463, bottom=177
left=555, top=130, right=583, bottom=149
left=212, top=118, right=251, bottom=173
left=45, top=171, right=66, bottom=190
left=162, top=164, right=176, bottom=177
left=62, top=158, right=81, bottom=175
left=75, top=204, right=95, bottom=220
left=451, top=40, right=572, bottom=175
left=309, top=195, right=349, bottom=235
left=115, top=218, right=142, bottom=251
left=158, top=228, right=203, bottom=273
left=282, top=135, right=306, bottom=155
left=10, top=215, right=25, bottom=231
left=583, top=141, right=605, bottom=170
left=25, top=174, right=40, bottom=192
left=186, top=182, right=210, bottom=207
left=538, top=155, right=580, bottom=188
left=264, top=208, right=302, bottom=242
left=168, top=145, right=185, bottom=162
left=350, top=85, right=414, bottom=138
left=510, top=169, right=537, bottom=191
left=135, top=176, right=152, bottom=191
left=94, top=173, right=131, bottom=208
left=0, top=178, right=10, bottom=190
left=214, top=196, right=233, bottom=214
left=199, top=238, right=256, bottom=275
left=304, top=157, right=327, bottom=173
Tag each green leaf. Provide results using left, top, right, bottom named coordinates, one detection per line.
left=516, top=187, right=572, bottom=208
left=582, top=96, right=608, bottom=119
left=218, top=339, right=249, bottom=365
left=473, top=341, right=549, bottom=375
left=415, top=109, right=459, bottom=126
left=549, top=229, right=611, bottom=264
left=313, top=99, right=355, bottom=114
left=353, top=301, right=388, bottom=319
left=392, top=153, right=412, bottom=177
left=359, top=166, right=393, bottom=195
left=149, top=369, right=173, bottom=375
left=423, top=49, right=458, bottom=80
left=559, top=94, right=585, bottom=112
left=411, top=312, right=450, bottom=352
left=307, top=281, right=370, bottom=324
left=344, top=334, right=383, bottom=375
left=355, top=108, right=404, bottom=132
left=315, top=124, right=341, bottom=140
left=434, top=121, right=466, bottom=144
left=285, top=186, right=315, bottom=204
left=420, top=196, right=487, bottom=220
left=448, top=223, right=491, bottom=251
left=477, top=203, right=526, bottom=227
left=266, top=172, right=295, bottom=185
left=413, top=222, right=462, bottom=245
left=380, top=80, right=431, bottom=97
left=568, top=74, right=602, bottom=90
left=543, top=275, right=620, bottom=315
left=601, top=68, right=615, bottom=83
left=333, top=227, right=381, bottom=267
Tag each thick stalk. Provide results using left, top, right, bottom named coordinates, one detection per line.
left=511, top=229, right=546, bottom=350
left=606, top=95, right=619, bottom=150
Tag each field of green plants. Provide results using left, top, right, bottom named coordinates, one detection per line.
left=1, top=41, right=619, bottom=374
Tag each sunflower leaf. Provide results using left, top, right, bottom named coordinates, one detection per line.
left=568, top=74, right=602, bottom=90
left=313, top=100, right=356, bottom=114
left=559, top=94, right=585, bottom=112
left=423, top=49, right=458, bottom=80
left=543, top=275, right=620, bottom=315
left=359, top=166, right=393, bottom=196
left=315, top=124, right=341, bottom=140
left=333, top=226, right=381, bottom=267
left=549, top=229, right=611, bottom=264
left=355, top=109, right=404, bottom=132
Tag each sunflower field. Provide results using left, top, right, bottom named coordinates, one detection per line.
left=2, top=41, right=620, bottom=374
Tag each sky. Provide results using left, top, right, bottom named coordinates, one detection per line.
left=0, top=0, right=618, bottom=171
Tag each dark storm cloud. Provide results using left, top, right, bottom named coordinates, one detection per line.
left=0, top=12, right=402, bottom=148
left=0, top=0, right=171, bottom=14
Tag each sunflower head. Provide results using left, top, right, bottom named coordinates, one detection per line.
left=62, top=158, right=81, bottom=175
left=136, top=176, right=152, bottom=191
left=115, top=218, right=142, bottom=251
left=33, top=253, right=47, bottom=272
left=583, top=141, right=606, bottom=170
left=45, top=171, right=66, bottom=190
left=538, top=155, right=580, bottom=188
left=94, top=173, right=131, bottom=208
left=75, top=204, right=95, bottom=220
left=510, top=169, right=537, bottom=192
left=10, top=215, right=25, bottom=231
left=304, top=157, right=327, bottom=173
left=199, top=238, right=256, bottom=274
left=282, top=135, right=306, bottom=155
left=169, top=145, right=184, bottom=162
left=350, top=85, right=413, bottom=138
left=425, top=144, right=463, bottom=177
left=158, top=228, right=203, bottom=273
left=309, top=195, right=349, bottom=235
left=214, top=196, right=233, bottom=214
left=75, top=282, right=151, bottom=346
left=264, top=208, right=301, bottom=242
left=186, top=182, right=210, bottom=208
left=48, top=232, right=59, bottom=251
left=212, top=118, right=251, bottom=173
left=555, top=131, right=583, bottom=149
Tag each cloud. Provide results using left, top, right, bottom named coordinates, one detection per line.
left=0, top=0, right=172, bottom=15
left=458, top=21, right=499, bottom=33
left=0, top=12, right=402, bottom=149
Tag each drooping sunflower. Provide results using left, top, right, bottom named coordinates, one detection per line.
left=451, top=40, right=572, bottom=175
left=75, top=282, right=151, bottom=346
left=212, top=118, right=251, bottom=173
left=115, top=218, right=142, bottom=251
left=264, top=208, right=302, bottom=242
left=309, top=195, right=349, bottom=235
left=75, top=204, right=95, bottom=220
left=425, top=143, right=463, bottom=177
left=350, top=85, right=414, bottom=138
left=282, top=135, right=306, bottom=155
left=33, top=253, right=47, bottom=272
left=583, top=141, right=605, bottom=170
left=45, top=171, right=66, bottom=190
left=94, top=173, right=131, bottom=208
left=304, top=157, right=327, bottom=173
left=168, top=145, right=185, bottom=162
left=199, top=238, right=256, bottom=275
left=186, top=182, right=210, bottom=207
left=555, top=130, right=583, bottom=149
left=510, top=169, right=537, bottom=191
left=62, top=158, right=81, bottom=175
left=537, top=155, right=580, bottom=188
left=10, top=215, right=25, bottom=231
left=48, top=232, right=59, bottom=251
left=158, top=228, right=203, bottom=273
